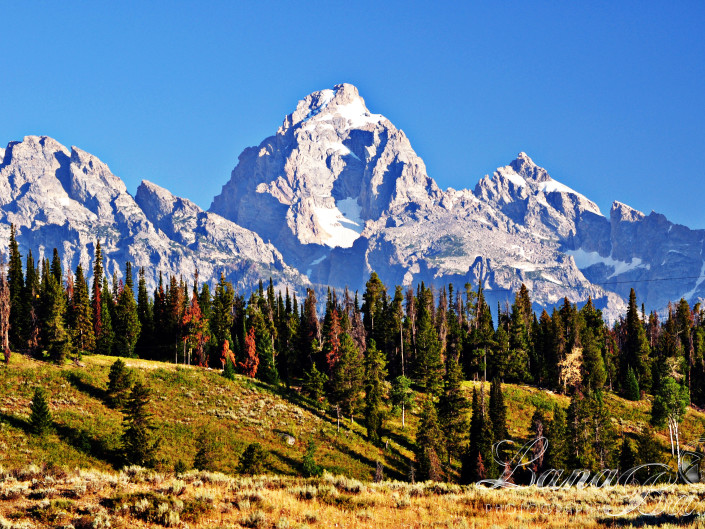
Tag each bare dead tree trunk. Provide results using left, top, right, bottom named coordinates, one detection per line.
left=0, top=264, right=10, bottom=364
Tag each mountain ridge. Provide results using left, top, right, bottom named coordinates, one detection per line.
left=1, top=84, right=703, bottom=319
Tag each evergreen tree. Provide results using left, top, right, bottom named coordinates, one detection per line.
left=222, top=354, right=236, bottom=380
left=96, top=277, right=114, bottom=356
left=363, top=339, right=387, bottom=444
left=210, top=272, right=235, bottom=347
left=488, top=378, right=508, bottom=447
left=529, top=409, right=547, bottom=474
left=489, top=321, right=510, bottom=380
left=135, top=267, right=153, bottom=358
left=331, top=332, right=364, bottom=423
left=302, top=438, right=323, bottom=477
left=414, top=284, right=443, bottom=395
left=91, top=241, right=104, bottom=350
left=42, top=273, right=71, bottom=364
left=438, top=354, right=469, bottom=464
left=193, top=429, right=217, bottom=471
left=533, top=309, right=553, bottom=387
left=549, top=309, right=566, bottom=390
left=251, top=309, right=278, bottom=385
left=593, top=393, right=618, bottom=470
left=166, top=275, right=185, bottom=356
left=462, top=386, right=494, bottom=483
left=29, top=386, right=52, bottom=435
left=388, top=286, right=406, bottom=379
left=415, top=396, right=445, bottom=481
left=113, top=262, right=141, bottom=357
left=635, top=426, right=665, bottom=482
left=391, top=375, right=413, bottom=429
left=621, top=288, right=651, bottom=393
left=362, top=271, right=386, bottom=345
left=0, top=262, right=10, bottom=364
left=237, top=442, right=268, bottom=475
left=619, top=437, right=638, bottom=476
left=23, top=251, right=40, bottom=355
left=121, top=380, right=158, bottom=466
left=107, top=358, right=134, bottom=409
left=544, top=405, right=568, bottom=471
left=507, top=294, right=532, bottom=382
left=465, top=285, right=494, bottom=380
left=625, top=367, right=640, bottom=401
left=566, top=391, right=598, bottom=471
left=302, top=362, right=328, bottom=402
left=69, top=265, right=94, bottom=355
left=323, top=307, right=342, bottom=376
left=50, top=248, right=62, bottom=284
left=7, top=224, right=25, bottom=350
left=277, top=288, right=297, bottom=387
left=581, top=328, right=607, bottom=392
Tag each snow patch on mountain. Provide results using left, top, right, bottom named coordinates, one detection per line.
left=313, top=200, right=363, bottom=248
left=566, top=249, right=651, bottom=278
left=540, top=179, right=577, bottom=195
left=333, top=98, right=384, bottom=128
left=496, top=166, right=527, bottom=188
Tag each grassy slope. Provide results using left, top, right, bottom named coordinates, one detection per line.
left=0, top=354, right=415, bottom=481
left=1, top=355, right=705, bottom=481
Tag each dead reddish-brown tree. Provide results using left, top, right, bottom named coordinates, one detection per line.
left=220, top=339, right=236, bottom=368
left=182, top=293, right=210, bottom=367
left=240, top=326, right=259, bottom=377
left=324, top=308, right=341, bottom=374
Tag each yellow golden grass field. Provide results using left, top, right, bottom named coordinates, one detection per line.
left=2, top=465, right=705, bottom=528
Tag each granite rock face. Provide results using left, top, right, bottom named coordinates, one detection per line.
left=2, top=85, right=704, bottom=320
left=209, top=86, right=626, bottom=317
left=0, top=136, right=307, bottom=293
left=210, top=83, right=442, bottom=269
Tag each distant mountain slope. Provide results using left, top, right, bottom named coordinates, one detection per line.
left=0, top=136, right=307, bottom=292
left=2, top=84, right=704, bottom=317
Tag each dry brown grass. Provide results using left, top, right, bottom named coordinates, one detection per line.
left=2, top=464, right=705, bottom=528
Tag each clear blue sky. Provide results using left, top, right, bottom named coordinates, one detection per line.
left=2, top=2, right=704, bottom=227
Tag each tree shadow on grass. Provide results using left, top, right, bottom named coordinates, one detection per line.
left=63, top=370, right=108, bottom=405
left=269, top=449, right=304, bottom=476
left=0, top=411, right=30, bottom=434
left=330, top=440, right=405, bottom=480
left=0, top=410, right=120, bottom=469
left=383, top=426, right=416, bottom=454
left=53, top=422, right=121, bottom=468
left=597, top=514, right=698, bottom=527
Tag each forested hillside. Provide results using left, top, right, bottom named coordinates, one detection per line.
left=1, top=227, right=705, bottom=484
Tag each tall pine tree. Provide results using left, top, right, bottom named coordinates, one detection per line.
left=363, top=339, right=387, bottom=444
left=438, top=354, right=469, bottom=465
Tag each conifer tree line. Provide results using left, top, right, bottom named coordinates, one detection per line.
left=2, top=227, right=701, bottom=481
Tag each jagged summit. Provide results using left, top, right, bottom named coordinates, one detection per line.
left=210, top=83, right=441, bottom=266
left=611, top=200, right=645, bottom=222
left=473, top=152, right=602, bottom=228
left=281, top=83, right=384, bottom=133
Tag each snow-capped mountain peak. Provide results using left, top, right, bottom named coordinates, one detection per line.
left=281, top=83, right=385, bottom=133
left=211, top=83, right=441, bottom=268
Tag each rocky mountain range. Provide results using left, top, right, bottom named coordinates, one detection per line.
left=2, top=83, right=703, bottom=320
